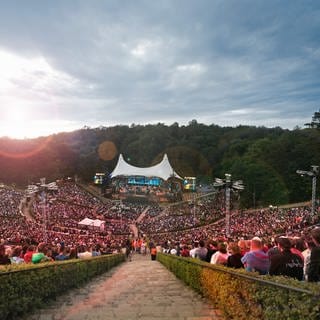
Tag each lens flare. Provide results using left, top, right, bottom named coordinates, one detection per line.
left=98, top=141, right=117, bottom=161
left=0, top=136, right=53, bottom=159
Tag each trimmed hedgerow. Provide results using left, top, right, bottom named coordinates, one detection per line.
left=157, top=253, right=320, bottom=320
left=0, top=253, right=125, bottom=320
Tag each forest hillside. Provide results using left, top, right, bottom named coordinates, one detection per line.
left=0, top=121, right=319, bottom=209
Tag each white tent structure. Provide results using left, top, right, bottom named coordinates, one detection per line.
left=78, top=218, right=105, bottom=231
left=110, top=154, right=183, bottom=180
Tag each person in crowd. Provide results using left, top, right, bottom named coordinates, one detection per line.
left=0, top=244, right=11, bottom=265
left=50, top=245, right=59, bottom=260
left=170, top=246, right=178, bottom=255
left=210, top=242, right=229, bottom=265
left=77, top=245, right=93, bottom=259
left=155, top=242, right=162, bottom=255
left=189, top=241, right=199, bottom=258
left=269, top=237, right=303, bottom=280
left=32, top=242, right=53, bottom=264
left=124, top=239, right=132, bottom=261
left=175, top=242, right=181, bottom=256
left=46, top=246, right=56, bottom=261
left=23, top=245, right=35, bottom=263
left=162, top=243, right=170, bottom=254
left=5, top=246, right=12, bottom=259
left=150, top=245, right=157, bottom=261
left=267, top=237, right=281, bottom=259
left=68, top=247, right=78, bottom=259
left=195, top=239, right=208, bottom=261
left=10, top=245, right=25, bottom=264
left=180, top=244, right=190, bottom=257
left=307, top=227, right=320, bottom=282
left=238, top=239, right=249, bottom=256
left=92, top=244, right=102, bottom=257
left=141, top=240, right=147, bottom=255
left=55, top=246, right=69, bottom=261
left=205, top=240, right=218, bottom=263
left=290, top=237, right=305, bottom=261
left=169, top=242, right=180, bottom=256
left=302, top=237, right=315, bottom=281
left=241, top=237, right=270, bottom=275
left=21, top=244, right=29, bottom=259
left=226, top=242, right=244, bottom=269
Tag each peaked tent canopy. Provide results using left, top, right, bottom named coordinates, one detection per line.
left=110, top=154, right=183, bottom=180
left=78, top=218, right=105, bottom=231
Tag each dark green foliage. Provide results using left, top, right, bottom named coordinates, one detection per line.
left=0, top=123, right=319, bottom=208
left=0, top=254, right=125, bottom=320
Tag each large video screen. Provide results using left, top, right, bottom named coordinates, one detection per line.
left=128, top=176, right=161, bottom=186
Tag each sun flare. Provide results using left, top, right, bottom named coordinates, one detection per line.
left=1, top=107, right=33, bottom=139
left=0, top=49, right=81, bottom=139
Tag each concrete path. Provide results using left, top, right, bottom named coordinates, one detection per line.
left=22, top=254, right=224, bottom=320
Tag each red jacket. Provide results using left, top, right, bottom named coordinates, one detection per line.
left=24, top=251, right=34, bottom=263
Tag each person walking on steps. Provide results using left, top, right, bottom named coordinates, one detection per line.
left=150, top=245, right=157, bottom=261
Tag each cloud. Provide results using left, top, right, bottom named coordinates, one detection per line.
left=0, top=0, right=319, bottom=137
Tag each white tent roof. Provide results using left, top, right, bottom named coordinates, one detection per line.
left=110, top=154, right=183, bottom=180
left=78, top=218, right=105, bottom=228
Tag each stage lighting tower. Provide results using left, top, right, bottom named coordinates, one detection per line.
left=296, top=165, right=319, bottom=216
left=214, top=173, right=244, bottom=237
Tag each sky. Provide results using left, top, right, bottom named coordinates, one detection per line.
left=0, top=0, right=319, bottom=139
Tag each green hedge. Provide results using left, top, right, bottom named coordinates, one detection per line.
left=0, top=254, right=125, bottom=320
left=157, top=253, right=320, bottom=320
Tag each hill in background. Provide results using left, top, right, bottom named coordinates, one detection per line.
left=0, top=121, right=319, bottom=209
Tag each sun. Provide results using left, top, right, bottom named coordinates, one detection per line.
left=1, top=107, right=35, bottom=139
left=0, top=49, right=76, bottom=139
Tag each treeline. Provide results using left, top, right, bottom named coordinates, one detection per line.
left=0, top=120, right=319, bottom=209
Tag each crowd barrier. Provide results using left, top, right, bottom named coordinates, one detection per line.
left=157, top=253, right=320, bottom=320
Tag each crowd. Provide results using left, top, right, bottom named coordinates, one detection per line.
left=144, top=205, right=318, bottom=245
left=0, top=182, right=138, bottom=250
left=0, top=240, right=125, bottom=265
left=1, top=181, right=320, bottom=282
left=0, top=187, right=24, bottom=216
left=137, top=192, right=226, bottom=234
left=157, top=229, right=320, bottom=282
